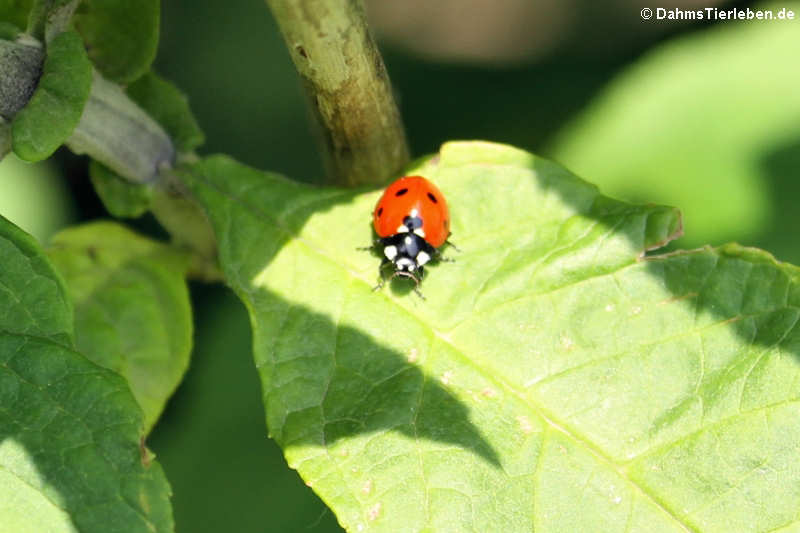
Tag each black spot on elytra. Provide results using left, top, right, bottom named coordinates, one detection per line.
left=395, top=188, right=408, bottom=197
left=377, top=207, right=383, bottom=217
left=427, top=192, right=438, bottom=203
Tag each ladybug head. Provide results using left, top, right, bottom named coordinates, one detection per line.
left=381, top=231, right=433, bottom=276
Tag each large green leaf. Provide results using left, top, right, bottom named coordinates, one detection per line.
left=550, top=4, right=800, bottom=261
left=47, top=221, right=192, bottom=431
left=11, top=30, right=91, bottom=162
left=180, top=140, right=800, bottom=531
left=72, top=0, right=159, bottom=83
left=0, top=215, right=173, bottom=532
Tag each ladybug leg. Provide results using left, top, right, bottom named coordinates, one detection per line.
left=356, top=238, right=382, bottom=252
left=412, top=284, right=426, bottom=300
left=435, top=250, right=456, bottom=263
left=405, top=270, right=426, bottom=301
left=372, top=260, right=393, bottom=291
left=444, top=239, right=461, bottom=253
left=432, top=245, right=456, bottom=263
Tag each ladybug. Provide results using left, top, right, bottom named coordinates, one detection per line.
left=370, top=175, right=452, bottom=296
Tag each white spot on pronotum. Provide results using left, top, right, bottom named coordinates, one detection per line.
left=417, top=251, right=431, bottom=266
left=396, top=224, right=409, bottom=233
left=362, top=479, right=373, bottom=495
left=404, top=235, right=413, bottom=246
left=605, top=304, right=614, bottom=312
left=481, top=388, right=497, bottom=398
left=383, top=245, right=398, bottom=260
left=414, top=228, right=426, bottom=238
left=407, top=348, right=419, bottom=363
left=368, top=502, right=381, bottom=521
left=441, top=370, right=453, bottom=385
left=517, top=415, right=533, bottom=434
left=396, top=257, right=415, bottom=271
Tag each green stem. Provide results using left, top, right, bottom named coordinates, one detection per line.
left=67, top=72, right=175, bottom=184
left=266, top=0, right=410, bottom=187
left=0, top=33, right=218, bottom=278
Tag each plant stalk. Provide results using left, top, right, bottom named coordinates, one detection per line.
left=266, top=0, right=410, bottom=187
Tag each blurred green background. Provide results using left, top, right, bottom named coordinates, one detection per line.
left=2, top=0, right=799, bottom=531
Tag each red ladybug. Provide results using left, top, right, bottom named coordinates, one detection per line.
left=370, top=175, right=451, bottom=295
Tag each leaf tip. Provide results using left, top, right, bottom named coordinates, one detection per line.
left=642, top=205, right=684, bottom=256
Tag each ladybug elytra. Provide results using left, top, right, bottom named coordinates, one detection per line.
left=369, top=175, right=452, bottom=297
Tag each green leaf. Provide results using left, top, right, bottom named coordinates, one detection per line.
left=0, top=21, right=22, bottom=40
left=0, top=212, right=73, bottom=343
left=181, top=140, right=800, bottom=532
left=0, top=215, right=173, bottom=532
left=126, top=71, right=204, bottom=153
left=72, top=0, right=159, bottom=83
left=27, top=0, right=80, bottom=42
left=550, top=7, right=800, bottom=260
left=47, top=221, right=192, bottom=431
left=0, top=0, right=33, bottom=30
left=89, top=159, right=152, bottom=218
left=11, top=30, right=91, bottom=162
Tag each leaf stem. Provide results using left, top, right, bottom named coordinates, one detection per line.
left=67, top=71, right=175, bottom=184
left=266, top=0, right=410, bottom=187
